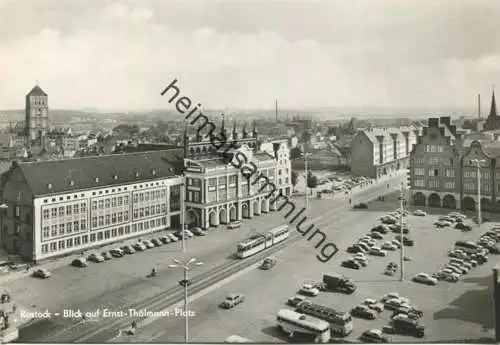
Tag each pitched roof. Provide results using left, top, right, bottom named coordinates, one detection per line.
left=27, top=85, right=47, bottom=97
left=17, top=148, right=184, bottom=196
left=489, top=90, right=497, bottom=118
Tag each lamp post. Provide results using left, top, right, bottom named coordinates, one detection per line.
left=304, top=153, right=312, bottom=209
left=169, top=258, right=204, bottom=343
left=180, top=179, right=186, bottom=253
left=471, top=159, right=486, bottom=226
left=398, top=182, right=407, bottom=281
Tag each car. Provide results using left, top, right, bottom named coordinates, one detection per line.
left=391, top=314, right=425, bottom=338
left=227, top=221, right=242, bottom=229
left=369, top=232, right=384, bottom=240
left=122, top=245, right=135, bottom=254
left=88, top=253, right=105, bottom=263
left=369, top=247, right=387, bottom=257
left=445, top=265, right=463, bottom=275
left=341, top=259, right=362, bottom=269
left=412, top=210, right=426, bottom=216
left=287, top=295, right=311, bottom=307
left=260, top=256, right=277, bottom=270
left=353, top=253, right=368, bottom=261
left=434, top=271, right=459, bottom=282
left=384, top=298, right=409, bottom=310
left=220, top=294, right=245, bottom=309
left=371, top=225, right=389, bottom=234
left=455, top=223, right=472, bottom=231
left=166, top=233, right=178, bottom=242
left=363, top=298, right=385, bottom=312
left=357, top=242, right=371, bottom=252
left=353, top=203, right=368, bottom=209
left=391, top=225, right=410, bottom=234
left=350, top=305, right=377, bottom=320
left=132, top=242, right=147, bottom=251
left=32, top=268, right=51, bottom=279
left=381, top=242, right=397, bottom=251
left=394, top=235, right=414, bottom=246
left=391, top=239, right=402, bottom=248
left=446, top=263, right=468, bottom=274
left=351, top=257, right=367, bottom=267
left=434, top=220, right=451, bottom=228
left=439, top=216, right=455, bottom=223
left=100, top=251, right=112, bottom=260
left=151, top=238, right=163, bottom=247
left=359, top=329, right=390, bottom=343
left=346, top=245, right=364, bottom=254
left=449, top=259, right=472, bottom=270
left=175, top=230, right=193, bottom=239
left=360, top=235, right=373, bottom=242
left=298, top=284, right=320, bottom=296
left=391, top=305, right=423, bottom=319
left=191, top=227, right=206, bottom=236
left=470, top=253, right=488, bottom=264
left=110, top=248, right=124, bottom=258
left=382, top=217, right=397, bottom=225
left=448, top=249, right=468, bottom=259
left=359, top=239, right=376, bottom=247
left=412, top=273, right=438, bottom=285
left=158, top=236, right=171, bottom=244
left=71, top=258, right=87, bottom=268
left=142, top=240, right=155, bottom=249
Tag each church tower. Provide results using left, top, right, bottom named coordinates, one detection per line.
left=25, top=85, right=49, bottom=147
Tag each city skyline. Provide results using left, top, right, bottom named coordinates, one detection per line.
left=1, top=0, right=500, bottom=110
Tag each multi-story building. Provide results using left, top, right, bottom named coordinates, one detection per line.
left=260, top=139, right=293, bottom=197
left=350, top=127, right=418, bottom=178
left=24, top=85, right=50, bottom=147
left=409, top=115, right=500, bottom=212
left=182, top=122, right=289, bottom=229
left=0, top=150, right=183, bottom=262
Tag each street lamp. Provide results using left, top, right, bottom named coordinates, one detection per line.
left=304, top=153, right=312, bottom=209
left=471, top=159, right=486, bottom=226
left=180, top=178, right=186, bottom=253
left=169, top=257, right=204, bottom=343
left=398, top=182, right=407, bottom=281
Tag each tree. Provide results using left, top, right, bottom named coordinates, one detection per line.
left=291, top=171, right=299, bottom=191
left=306, top=172, right=318, bottom=195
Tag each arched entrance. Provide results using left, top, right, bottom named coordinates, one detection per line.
left=462, top=197, right=475, bottom=211
left=428, top=193, right=441, bottom=208
left=442, top=194, right=456, bottom=209
left=186, top=209, right=201, bottom=228
left=253, top=200, right=260, bottom=215
left=209, top=211, right=217, bottom=227
left=413, top=192, right=426, bottom=206
left=242, top=203, right=250, bottom=218
left=229, top=207, right=237, bottom=221
left=481, top=198, right=493, bottom=213
left=219, top=208, right=227, bottom=224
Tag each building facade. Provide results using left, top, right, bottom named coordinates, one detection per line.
left=409, top=116, right=500, bottom=212
left=24, top=85, right=49, bottom=146
left=0, top=150, right=183, bottom=262
left=350, top=127, right=418, bottom=178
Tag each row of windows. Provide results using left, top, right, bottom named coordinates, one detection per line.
left=42, top=203, right=87, bottom=219
left=132, top=190, right=166, bottom=203
left=424, top=145, right=444, bottom=153
left=92, top=196, right=130, bottom=211
left=42, top=220, right=88, bottom=239
left=91, top=211, right=130, bottom=228
left=41, top=217, right=169, bottom=254
left=133, top=204, right=166, bottom=219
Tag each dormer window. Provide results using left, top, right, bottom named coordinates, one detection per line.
left=135, top=172, right=140, bottom=178
left=47, top=183, right=52, bottom=190
left=152, top=170, right=156, bottom=175
left=95, top=177, right=100, bottom=183
left=70, top=181, right=75, bottom=186
left=114, top=175, right=118, bottom=180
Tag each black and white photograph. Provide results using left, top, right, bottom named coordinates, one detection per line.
left=0, top=0, right=499, bottom=343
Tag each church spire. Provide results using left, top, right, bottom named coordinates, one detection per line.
left=220, top=113, right=227, bottom=138
left=242, top=122, right=248, bottom=139
left=252, top=122, right=258, bottom=138
left=232, top=121, right=238, bottom=140
left=489, top=88, right=498, bottom=118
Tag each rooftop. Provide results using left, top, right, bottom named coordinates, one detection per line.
left=27, top=85, right=47, bottom=97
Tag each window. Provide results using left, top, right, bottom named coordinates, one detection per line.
left=132, top=224, right=137, bottom=232
left=218, top=190, right=226, bottom=201
left=67, top=238, right=73, bottom=248
left=41, top=244, right=48, bottom=254
left=90, top=233, right=96, bottom=242
left=156, top=205, right=161, bottom=214
left=104, top=230, right=110, bottom=239
left=125, top=225, right=130, bottom=234
left=144, top=192, right=149, bottom=201
left=149, top=205, right=155, bottom=215
left=66, top=205, right=72, bottom=215
left=118, top=212, right=123, bottom=222
left=81, top=219, right=86, bottom=230
left=105, top=199, right=110, bottom=208
left=81, top=203, right=86, bottom=212
left=414, top=168, right=424, bottom=176
left=428, top=169, right=439, bottom=177
left=43, top=226, right=50, bottom=238
left=74, top=237, right=81, bottom=246
left=124, top=196, right=129, bottom=205
left=444, top=169, right=455, bottom=178
left=15, top=206, right=20, bottom=218
left=58, top=240, right=65, bottom=250
left=74, top=221, right=80, bottom=231
left=112, top=228, right=117, bottom=237
left=414, top=156, right=424, bottom=165
left=229, top=175, right=237, bottom=186
left=118, top=227, right=124, bottom=236
left=208, top=178, right=217, bottom=191
left=98, top=216, right=104, bottom=226
left=145, top=207, right=150, bottom=217
left=124, top=211, right=129, bottom=221
left=92, top=201, right=97, bottom=211
left=105, top=215, right=110, bottom=225
left=444, top=181, right=455, bottom=189
left=139, top=193, right=144, bottom=202
left=98, top=200, right=104, bottom=209
left=117, top=197, right=123, bottom=206
left=464, top=183, right=475, bottom=192
left=427, top=157, right=440, bottom=165
left=111, top=198, right=117, bottom=207
left=97, top=232, right=103, bottom=241
left=43, top=209, right=50, bottom=219
left=425, top=144, right=430, bottom=152
left=414, top=179, right=425, bottom=188
left=427, top=180, right=440, bottom=188
left=161, top=204, right=166, bottom=213
left=51, top=225, right=57, bottom=236
left=92, top=217, right=98, bottom=227
left=74, top=204, right=80, bottom=214
left=51, top=208, right=57, bottom=217
left=483, top=183, right=491, bottom=192
left=482, top=171, right=490, bottom=179
left=67, top=222, right=72, bottom=233
left=278, top=169, right=282, bottom=175
left=139, top=208, right=144, bottom=217
left=58, top=207, right=65, bottom=217
left=82, top=235, right=88, bottom=244
left=59, top=224, right=65, bottom=235
left=50, top=242, right=57, bottom=251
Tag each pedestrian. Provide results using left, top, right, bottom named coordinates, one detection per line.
left=25, top=264, right=30, bottom=273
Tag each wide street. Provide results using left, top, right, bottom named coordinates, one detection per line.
left=118, top=191, right=497, bottom=343
left=14, top=174, right=402, bottom=342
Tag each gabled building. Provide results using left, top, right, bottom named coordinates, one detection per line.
left=483, top=90, right=500, bottom=131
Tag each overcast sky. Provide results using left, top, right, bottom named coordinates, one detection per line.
left=0, top=0, right=499, bottom=110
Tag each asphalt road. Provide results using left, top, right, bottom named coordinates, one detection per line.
left=118, top=194, right=497, bottom=343
left=14, top=175, right=403, bottom=342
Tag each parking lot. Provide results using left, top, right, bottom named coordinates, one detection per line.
left=123, top=194, right=497, bottom=343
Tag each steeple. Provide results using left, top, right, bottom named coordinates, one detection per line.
left=220, top=113, right=227, bottom=138
left=242, top=122, right=249, bottom=139
left=489, top=88, right=498, bottom=118
left=232, top=121, right=238, bottom=140
left=252, top=122, right=258, bottom=138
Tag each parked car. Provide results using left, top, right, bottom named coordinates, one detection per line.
left=412, top=210, right=426, bottom=216
left=166, top=233, right=178, bottom=242
left=159, top=236, right=171, bottom=244
left=412, top=273, right=438, bottom=285
left=381, top=242, right=397, bottom=251
left=391, top=305, right=423, bottom=319
left=101, top=251, right=112, bottom=260
left=110, top=248, right=124, bottom=258
left=287, top=295, right=310, bottom=307
left=455, top=223, right=472, bottom=231
left=122, top=245, right=136, bottom=254
left=88, top=253, right=105, bottom=263
left=347, top=245, right=364, bottom=254
left=151, top=238, right=163, bottom=247
left=357, top=242, right=371, bottom=252
left=298, top=284, right=320, bottom=296
left=342, top=259, right=362, bottom=269
left=353, top=203, right=368, bottom=209
left=371, top=225, right=389, bottom=234
left=352, top=256, right=367, bottom=267
left=369, top=247, right=387, bottom=257
left=191, top=227, right=206, bottom=236
left=381, top=217, right=397, bottom=225
left=227, top=221, right=242, bottom=230
left=384, top=298, right=409, bottom=311
left=142, top=240, right=155, bottom=249
left=381, top=292, right=400, bottom=302
left=369, top=232, right=384, bottom=240
left=71, top=258, right=87, bottom=268
left=32, top=268, right=51, bottom=279
left=351, top=305, right=377, bottom=319
left=132, top=242, right=146, bottom=251
left=359, top=329, right=390, bottom=343
left=363, top=298, right=384, bottom=312
left=395, top=235, right=414, bottom=246
left=220, top=294, right=245, bottom=309
left=391, top=314, right=425, bottom=338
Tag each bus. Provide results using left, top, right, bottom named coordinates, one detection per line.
left=276, top=309, right=331, bottom=343
left=236, top=225, right=289, bottom=258
left=224, top=335, right=253, bottom=343
left=295, top=301, right=353, bottom=336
